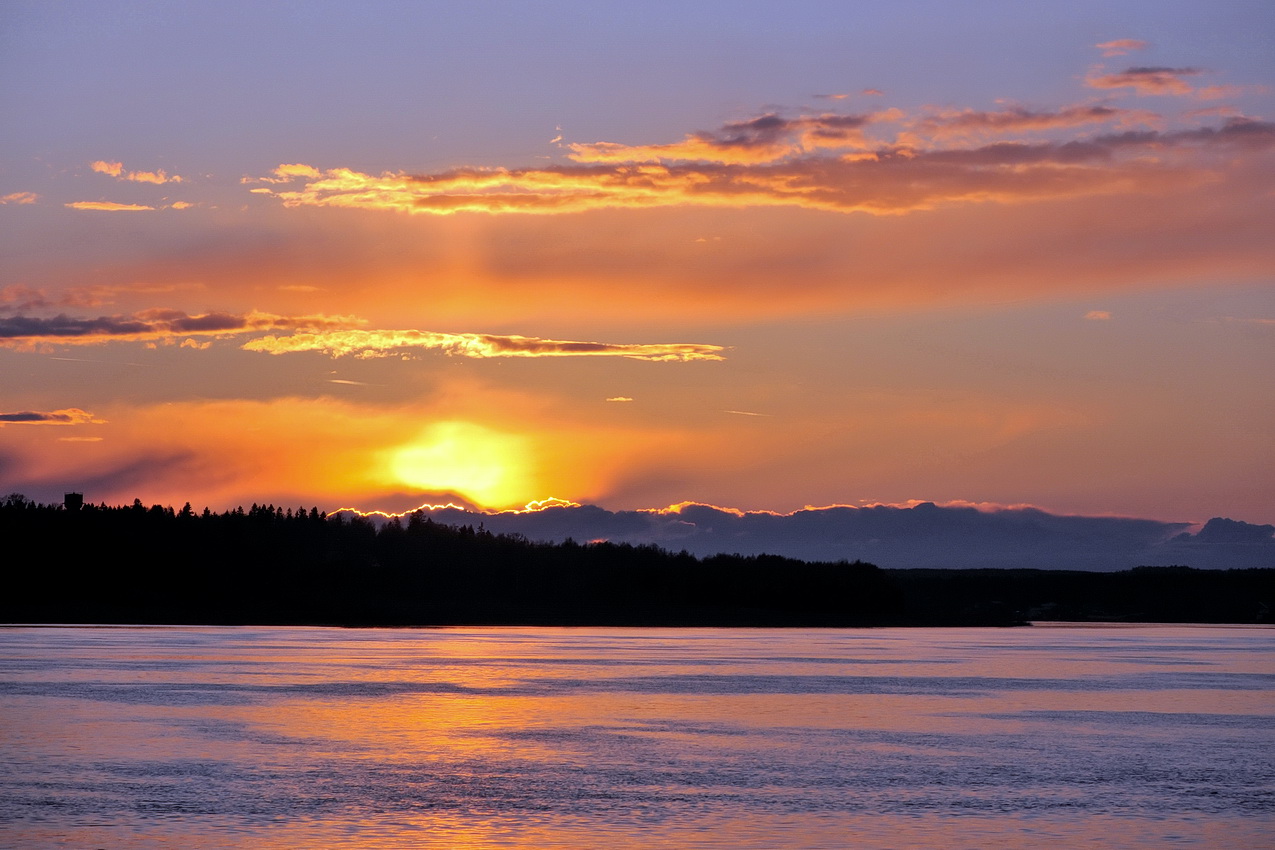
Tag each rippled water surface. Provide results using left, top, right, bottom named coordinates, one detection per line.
left=1, top=625, right=1271, bottom=849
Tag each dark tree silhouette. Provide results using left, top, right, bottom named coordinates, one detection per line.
left=1, top=495, right=1269, bottom=626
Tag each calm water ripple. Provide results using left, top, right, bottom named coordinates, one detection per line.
left=1, top=624, right=1271, bottom=849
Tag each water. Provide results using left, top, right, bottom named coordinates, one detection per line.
left=0, top=625, right=1271, bottom=849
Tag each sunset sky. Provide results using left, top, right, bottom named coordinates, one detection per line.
left=2, top=1, right=1272, bottom=534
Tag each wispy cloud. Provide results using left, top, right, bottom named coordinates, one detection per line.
left=564, top=112, right=891, bottom=165
left=64, top=201, right=156, bottom=212
left=908, top=104, right=1157, bottom=141
left=0, top=407, right=105, bottom=426
left=1085, top=310, right=1112, bottom=320
left=243, top=329, right=726, bottom=361
left=0, top=191, right=38, bottom=205
left=1086, top=66, right=1207, bottom=96
left=0, top=283, right=205, bottom=314
left=1095, top=39, right=1149, bottom=57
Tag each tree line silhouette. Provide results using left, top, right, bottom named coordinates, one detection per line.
left=3, top=494, right=1270, bottom=626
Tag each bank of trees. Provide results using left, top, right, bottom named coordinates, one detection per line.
left=1, top=495, right=1270, bottom=626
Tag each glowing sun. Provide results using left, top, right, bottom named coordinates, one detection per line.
left=389, top=421, right=531, bottom=508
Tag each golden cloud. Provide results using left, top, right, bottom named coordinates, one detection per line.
left=242, top=328, right=726, bottom=361
left=91, top=159, right=183, bottom=184
left=253, top=115, right=1273, bottom=217
left=90, top=160, right=124, bottom=177
left=0, top=191, right=38, bottom=205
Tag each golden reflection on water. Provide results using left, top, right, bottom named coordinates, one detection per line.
left=1, top=625, right=1272, bottom=849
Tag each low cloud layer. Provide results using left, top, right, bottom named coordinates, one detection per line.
left=243, top=57, right=1272, bottom=219
left=378, top=501, right=1275, bottom=571
left=253, top=116, right=1274, bottom=217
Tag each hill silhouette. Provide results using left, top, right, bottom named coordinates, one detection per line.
left=2, top=495, right=1270, bottom=626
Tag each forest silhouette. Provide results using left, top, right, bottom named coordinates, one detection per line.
left=3, top=495, right=1270, bottom=626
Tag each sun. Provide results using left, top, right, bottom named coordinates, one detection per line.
left=388, top=421, right=532, bottom=509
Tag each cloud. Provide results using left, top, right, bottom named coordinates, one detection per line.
left=908, top=104, right=1157, bottom=141
left=90, top=160, right=124, bottom=177
left=1096, top=39, right=1149, bottom=57
left=1, top=285, right=58, bottom=314
left=0, top=283, right=202, bottom=314
left=0, top=309, right=359, bottom=348
left=0, top=192, right=38, bottom=205
left=1, top=308, right=722, bottom=362
left=1086, top=66, right=1207, bottom=96
left=242, top=328, right=726, bottom=361
left=253, top=116, right=1274, bottom=217
left=606, top=397, right=634, bottom=402
left=376, top=501, right=1274, bottom=570
left=564, top=112, right=889, bottom=165
left=1085, top=310, right=1112, bottom=320
left=91, top=159, right=183, bottom=184
left=65, top=201, right=156, bottom=212
left=0, top=408, right=105, bottom=426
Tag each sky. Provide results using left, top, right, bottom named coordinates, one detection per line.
left=2, top=1, right=1273, bottom=559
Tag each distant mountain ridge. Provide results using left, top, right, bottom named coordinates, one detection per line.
left=354, top=502, right=1275, bottom=572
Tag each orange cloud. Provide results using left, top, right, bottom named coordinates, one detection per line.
left=242, top=328, right=726, bottom=361
left=0, top=191, right=38, bottom=205
left=65, top=201, right=155, bottom=212
left=0, top=408, right=105, bottom=426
